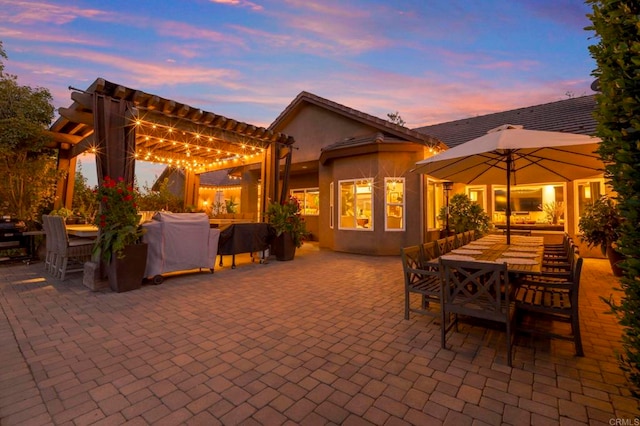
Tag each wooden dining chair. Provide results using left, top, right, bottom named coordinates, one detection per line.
left=439, top=258, right=516, bottom=367
left=421, top=241, right=440, bottom=260
left=401, top=245, right=441, bottom=320
left=514, top=252, right=584, bottom=356
left=436, top=236, right=456, bottom=254
left=465, top=230, right=476, bottom=243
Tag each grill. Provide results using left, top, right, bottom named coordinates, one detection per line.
left=0, top=217, right=37, bottom=263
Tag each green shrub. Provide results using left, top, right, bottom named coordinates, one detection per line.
left=438, top=193, right=491, bottom=237
left=588, top=0, right=640, bottom=399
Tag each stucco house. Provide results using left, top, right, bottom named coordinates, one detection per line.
left=195, top=92, right=601, bottom=255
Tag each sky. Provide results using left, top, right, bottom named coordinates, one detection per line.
left=0, top=0, right=598, bottom=187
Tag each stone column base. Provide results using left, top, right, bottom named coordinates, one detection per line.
left=83, top=261, right=109, bottom=291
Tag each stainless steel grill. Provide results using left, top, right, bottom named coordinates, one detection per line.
left=0, top=217, right=35, bottom=263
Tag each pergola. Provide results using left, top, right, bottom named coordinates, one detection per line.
left=47, top=78, right=295, bottom=215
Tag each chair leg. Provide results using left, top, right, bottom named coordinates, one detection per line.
left=572, top=313, right=584, bottom=357
left=506, top=318, right=513, bottom=368
left=441, top=308, right=447, bottom=349
left=59, top=256, right=68, bottom=281
left=404, top=291, right=410, bottom=320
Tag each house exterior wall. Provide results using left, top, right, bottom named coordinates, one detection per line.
left=283, top=104, right=381, bottom=163
left=319, top=145, right=426, bottom=255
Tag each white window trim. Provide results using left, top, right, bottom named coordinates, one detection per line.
left=290, top=187, right=319, bottom=216
left=426, top=179, right=445, bottom=231
left=573, top=178, right=605, bottom=229
left=338, top=178, right=374, bottom=231
left=385, top=177, right=405, bottom=231
left=466, top=185, right=487, bottom=209
left=329, top=182, right=334, bottom=229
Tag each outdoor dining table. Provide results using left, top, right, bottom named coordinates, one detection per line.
left=437, top=235, right=545, bottom=275
left=65, top=224, right=99, bottom=238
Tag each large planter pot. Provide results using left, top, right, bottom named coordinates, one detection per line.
left=108, top=243, right=148, bottom=292
left=606, top=245, right=625, bottom=277
left=273, top=232, right=296, bottom=261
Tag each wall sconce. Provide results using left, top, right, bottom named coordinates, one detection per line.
left=584, top=186, right=591, bottom=199
left=469, top=191, right=478, bottom=202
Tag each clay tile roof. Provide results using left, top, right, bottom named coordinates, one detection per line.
left=271, top=91, right=445, bottom=149
left=413, top=95, right=597, bottom=149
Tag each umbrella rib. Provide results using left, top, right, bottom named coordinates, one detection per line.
left=512, top=149, right=602, bottom=181
left=422, top=153, right=507, bottom=183
left=463, top=153, right=507, bottom=184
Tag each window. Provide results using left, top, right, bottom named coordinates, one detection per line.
left=329, top=182, right=334, bottom=229
left=426, top=180, right=445, bottom=230
left=466, top=186, right=486, bottom=210
left=339, top=179, right=373, bottom=230
left=290, top=188, right=319, bottom=215
left=492, top=184, right=565, bottom=224
left=385, top=177, right=405, bottom=230
left=575, top=178, right=604, bottom=222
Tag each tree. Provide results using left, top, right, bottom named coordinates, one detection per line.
left=72, top=164, right=98, bottom=223
left=587, top=0, right=640, bottom=399
left=0, top=41, right=60, bottom=225
left=136, top=178, right=183, bottom=212
left=387, top=111, right=406, bottom=126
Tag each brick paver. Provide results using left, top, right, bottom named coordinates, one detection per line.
left=0, top=244, right=639, bottom=424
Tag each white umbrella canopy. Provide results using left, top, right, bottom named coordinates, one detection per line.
left=413, top=125, right=604, bottom=243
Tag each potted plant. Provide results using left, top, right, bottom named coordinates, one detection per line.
left=93, top=176, right=147, bottom=292
left=50, top=207, right=73, bottom=223
left=438, top=193, right=491, bottom=238
left=542, top=201, right=564, bottom=224
left=265, top=196, right=308, bottom=261
left=578, top=195, right=624, bottom=276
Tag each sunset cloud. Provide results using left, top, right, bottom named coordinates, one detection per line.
left=209, top=0, right=263, bottom=12
left=0, top=0, right=112, bottom=25
left=1, top=0, right=595, bottom=134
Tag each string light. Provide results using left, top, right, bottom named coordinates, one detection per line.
left=131, top=118, right=268, bottom=173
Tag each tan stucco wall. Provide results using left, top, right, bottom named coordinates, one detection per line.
left=320, top=146, right=426, bottom=255
left=282, top=104, right=381, bottom=163
left=273, top=102, right=434, bottom=255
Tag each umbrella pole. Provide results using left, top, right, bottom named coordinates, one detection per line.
left=506, top=151, right=512, bottom=245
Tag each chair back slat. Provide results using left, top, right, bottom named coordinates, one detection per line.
left=421, top=241, right=439, bottom=261
left=439, top=258, right=514, bottom=366
left=440, top=259, right=509, bottom=320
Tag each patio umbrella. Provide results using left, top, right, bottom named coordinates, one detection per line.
left=413, top=125, right=603, bottom=244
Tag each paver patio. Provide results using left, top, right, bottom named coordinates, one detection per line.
left=0, top=243, right=638, bottom=425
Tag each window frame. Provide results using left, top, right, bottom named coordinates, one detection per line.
left=426, top=179, right=445, bottom=231
left=290, top=187, right=319, bottom=216
left=338, top=178, right=374, bottom=231
left=329, top=182, right=334, bottom=229
left=573, top=178, right=605, bottom=228
left=385, top=177, right=405, bottom=231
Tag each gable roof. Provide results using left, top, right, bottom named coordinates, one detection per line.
left=270, top=91, right=445, bottom=149
left=321, top=132, right=398, bottom=151
left=414, top=95, right=597, bottom=149
left=199, top=169, right=241, bottom=187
